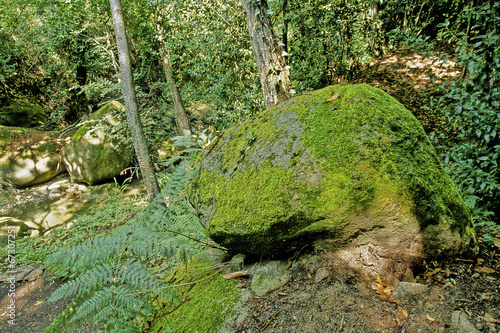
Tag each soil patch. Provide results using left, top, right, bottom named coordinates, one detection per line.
left=232, top=254, right=499, bottom=332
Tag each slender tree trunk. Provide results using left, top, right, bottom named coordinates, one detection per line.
left=241, top=0, right=291, bottom=109
left=162, top=54, right=191, bottom=136
left=109, top=0, right=160, bottom=201
left=282, top=0, right=288, bottom=54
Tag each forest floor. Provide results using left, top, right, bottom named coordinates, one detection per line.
left=1, top=48, right=499, bottom=333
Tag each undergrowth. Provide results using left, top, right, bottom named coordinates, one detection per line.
left=44, top=159, right=215, bottom=332
left=0, top=185, right=148, bottom=274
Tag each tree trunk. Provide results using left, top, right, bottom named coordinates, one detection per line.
left=109, top=0, right=160, bottom=202
left=162, top=55, right=191, bottom=136
left=241, top=0, right=291, bottom=109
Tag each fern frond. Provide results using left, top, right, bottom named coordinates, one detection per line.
left=48, top=264, right=113, bottom=301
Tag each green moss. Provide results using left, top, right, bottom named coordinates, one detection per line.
left=150, top=260, right=240, bottom=333
left=71, top=101, right=123, bottom=142
left=189, top=84, right=475, bottom=257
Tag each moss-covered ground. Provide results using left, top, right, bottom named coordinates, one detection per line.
left=150, top=258, right=240, bottom=333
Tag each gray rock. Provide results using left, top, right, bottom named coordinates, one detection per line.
left=0, top=102, right=47, bottom=128
left=314, top=267, right=331, bottom=283
left=229, top=253, right=246, bottom=272
left=61, top=101, right=133, bottom=185
left=0, top=264, right=41, bottom=282
left=390, top=282, right=428, bottom=299
left=0, top=217, right=34, bottom=245
left=0, top=127, right=65, bottom=188
left=188, top=84, right=478, bottom=275
left=250, top=260, right=291, bottom=296
left=451, top=310, right=480, bottom=333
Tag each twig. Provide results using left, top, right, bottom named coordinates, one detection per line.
left=259, top=310, right=282, bottom=330
left=339, top=313, right=345, bottom=332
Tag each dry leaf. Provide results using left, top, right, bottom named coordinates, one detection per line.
left=494, top=237, right=500, bottom=248
left=424, top=268, right=441, bottom=278
left=326, top=92, right=339, bottom=102
left=426, top=315, right=437, bottom=323
left=396, top=306, right=409, bottom=319
left=484, top=313, right=498, bottom=323
left=33, top=300, right=43, bottom=306
left=222, top=271, right=248, bottom=280
left=479, top=267, right=495, bottom=274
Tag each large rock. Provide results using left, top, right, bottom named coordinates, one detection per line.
left=188, top=84, right=477, bottom=273
left=61, top=101, right=133, bottom=185
left=0, top=101, right=47, bottom=128
left=0, top=126, right=65, bottom=188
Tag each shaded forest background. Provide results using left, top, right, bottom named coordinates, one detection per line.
left=1, top=0, right=498, bottom=230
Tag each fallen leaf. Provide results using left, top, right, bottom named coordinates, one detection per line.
left=397, top=306, right=409, bottom=319
left=484, top=313, right=498, bottom=323
left=426, top=315, right=437, bottom=323
left=494, top=237, right=500, bottom=248
left=33, top=301, right=43, bottom=306
left=479, top=267, right=495, bottom=274
left=222, top=271, right=248, bottom=280
left=424, top=268, right=441, bottom=278
left=326, top=92, right=339, bottom=102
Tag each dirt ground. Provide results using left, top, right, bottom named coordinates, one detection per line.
left=0, top=271, right=96, bottom=332
left=232, top=252, right=499, bottom=333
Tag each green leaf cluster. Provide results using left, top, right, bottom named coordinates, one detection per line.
left=427, top=1, right=500, bottom=236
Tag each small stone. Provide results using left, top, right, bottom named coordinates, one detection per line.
left=451, top=310, right=480, bottom=333
left=402, top=268, right=414, bottom=282
left=229, top=254, right=246, bottom=272
left=476, top=323, right=484, bottom=330
left=25, top=268, right=44, bottom=282
left=391, top=282, right=428, bottom=299
left=314, top=267, right=330, bottom=283
left=424, top=302, right=435, bottom=312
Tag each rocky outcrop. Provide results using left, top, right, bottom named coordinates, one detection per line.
left=61, top=101, right=133, bottom=185
left=0, top=101, right=47, bottom=128
left=0, top=126, right=65, bottom=188
left=188, top=84, right=477, bottom=277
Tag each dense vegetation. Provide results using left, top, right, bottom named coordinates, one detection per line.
left=1, top=0, right=498, bottom=331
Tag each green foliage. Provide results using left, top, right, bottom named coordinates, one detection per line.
left=44, top=160, right=212, bottom=332
left=270, top=0, right=374, bottom=91
left=427, top=1, right=500, bottom=235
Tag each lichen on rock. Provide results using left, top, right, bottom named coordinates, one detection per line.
left=188, top=84, right=477, bottom=266
left=61, top=101, right=133, bottom=185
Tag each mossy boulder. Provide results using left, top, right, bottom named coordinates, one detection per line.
left=0, top=126, right=65, bottom=188
left=61, top=101, right=133, bottom=185
left=188, top=84, right=477, bottom=268
left=0, top=101, right=47, bottom=128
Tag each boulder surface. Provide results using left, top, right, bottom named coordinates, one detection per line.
left=0, top=101, right=47, bottom=128
left=0, top=126, right=64, bottom=188
left=61, top=101, right=133, bottom=185
left=188, top=84, right=477, bottom=272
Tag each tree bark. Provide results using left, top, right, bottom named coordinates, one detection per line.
left=109, top=0, right=160, bottom=201
left=162, top=55, right=191, bottom=136
left=241, top=0, right=291, bottom=109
